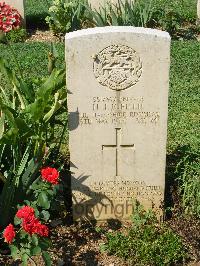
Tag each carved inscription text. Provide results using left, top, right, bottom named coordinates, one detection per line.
left=74, top=179, right=164, bottom=203
left=79, top=96, right=160, bottom=126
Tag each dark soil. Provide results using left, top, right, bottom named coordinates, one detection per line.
left=1, top=213, right=200, bottom=266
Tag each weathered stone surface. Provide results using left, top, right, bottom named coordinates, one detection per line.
left=66, top=27, right=171, bottom=222
left=89, top=0, right=133, bottom=9
left=197, top=0, right=200, bottom=25
left=5, top=0, right=25, bottom=24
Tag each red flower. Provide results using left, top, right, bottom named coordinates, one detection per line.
left=41, top=167, right=59, bottom=185
left=3, top=224, right=15, bottom=244
left=16, top=206, right=35, bottom=219
left=22, top=215, right=39, bottom=235
left=0, top=2, right=22, bottom=33
left=34, top=223, right=49, bottom=237
left=22, top=217, right=49, bottom=237
left=16, top=205, right=49, bottom=237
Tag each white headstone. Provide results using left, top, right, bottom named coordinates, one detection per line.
left=66, top=27, right=171, bottom=222
left=197, top=0, right=200, bottom=25
left=5, top=0, right=25, bottom=25
left=89, top=0, right=133, bottom=10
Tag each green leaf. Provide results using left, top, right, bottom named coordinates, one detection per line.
left=39, top=238, right=51, bottom=250
left=25, top=97, right=44, bottom=120
left=14, top=216, right=21, bottom=226
left=41, top=210, right=50, bottom=222
left=18, top=79, right=35, bottom=104
left=0, top=173, right=16, bottom=228
left=21, top=158, right=40, bottom=188
left=19, top=230, right=27, bottom=240
left=0, top=113, right=5, bottom=139
left=15, top=145, right=30, bottom=186
left=15, top=118, right=30, bottom=135
left=0, top=128, right=18, bottom=145
left=30, top=183, right=39, bottom=190
left=43, top=92, right=61, bottom=123
left=24, top=200, right=31, bottom=205
left=38, top=192, right=50, bottom=209
left=47, top=190, right=54, bottom=196
left=10, top=245, right=19, bottom=260
left=0, top=104, right=17, bottom=127
left=32, top=246, right=41, bottom=256
left=42, top=251, right=52, bottom=266
left=32, top=234, right=39, bottom=246
left=21, top=253, right=29, bottom=266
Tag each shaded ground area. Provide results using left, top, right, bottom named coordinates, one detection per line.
left=169, top=216, right=200, bottom=261
left=0, top=222, right=127, bottom=266
left=0, top=215, right=200, bottom=265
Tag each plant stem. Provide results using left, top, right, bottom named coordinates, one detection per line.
left=6, top=36, right=24, bottom=80
left=57, top=119, right=68, bottom=154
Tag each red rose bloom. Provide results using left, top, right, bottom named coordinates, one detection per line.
left=22, top=215, right=39, bottom=235
left=16, top=206, right=35, bottom=219
left=34, top=223, right=49, bottom=237
left=41, top=167, right=59, bottom=185
left=22, top=216, right=49, bottom=237
left=16, top=205, right=49, bottom=237
left=3, top=224, right=15, bottom=244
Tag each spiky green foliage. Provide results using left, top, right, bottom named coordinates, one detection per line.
left=0, top=48, right=67, bottom=227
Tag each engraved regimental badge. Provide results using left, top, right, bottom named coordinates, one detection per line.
left=93, top=45, right=142, bottom=91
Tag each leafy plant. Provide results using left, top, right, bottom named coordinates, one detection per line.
left=0, top=46, right=67, bottom=228
left=176, top=148, right=200, bottom=217
left=26, top=0, right=50, bottom=29
left=1, top=167, right=60, bottom=266
left=0, top=2, right=26, bottom=43
left=88, top=0, right=154, bottom=27
left=46, top=0, right=91, bottom=35
left=6, top=28, right=27, bottom=43
left=101, top=203, right=187, bottom=265
left=151, top=0, right=197, bottom=36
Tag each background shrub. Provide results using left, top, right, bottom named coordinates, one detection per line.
left=44, top=0, right=198, bottom=37
left=46, top=0, right=91, bottom=35
left=6, top=28, right=27, bottom=43
left=102, top=204, right=187, bottom=265
left=26, top=0, right=50, bottom=29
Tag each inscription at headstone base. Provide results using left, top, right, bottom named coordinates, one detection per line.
left=66, top=27, right=171, bottom=222
left=5, top=0, right=25, bottom=25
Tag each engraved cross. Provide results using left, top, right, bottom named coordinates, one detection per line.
left=102, top=128, right=134, bottom=177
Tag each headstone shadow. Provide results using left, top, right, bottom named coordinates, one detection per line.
left=68, top=109, right=80, bottom=131
left=71, top=173, right=113, bottom=222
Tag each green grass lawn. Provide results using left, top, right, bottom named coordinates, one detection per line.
left=169, top=41, right=200, bottom=153
left=1, top=41, right=199, bottom=153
